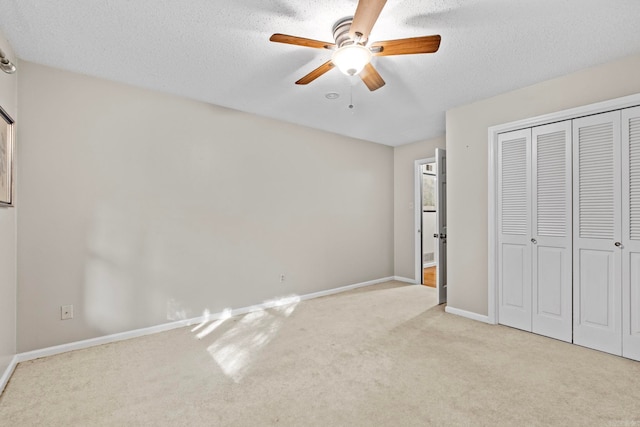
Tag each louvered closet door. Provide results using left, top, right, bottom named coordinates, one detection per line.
left=622, top=106, right=640, bottom=361
left=498, top=129, right=532, bottom=331
left=531, top=121, right=572, bottom=342
left=573, top=111, right=622, bottom=355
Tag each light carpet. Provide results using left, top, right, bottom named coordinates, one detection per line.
left=1, top=281, right=640, bottom=426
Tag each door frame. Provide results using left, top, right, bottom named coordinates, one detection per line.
left=414, top=157, right=436, bottom=285
left=487, top=92, right=640, bottom=325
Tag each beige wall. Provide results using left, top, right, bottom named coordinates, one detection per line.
left=17, top=62, right=394, bottom=352
left=447, top=54, right=640, bottom=316
left=0, top=32, right=17, bottom=376
left=393, top=136, right=445, bottom=280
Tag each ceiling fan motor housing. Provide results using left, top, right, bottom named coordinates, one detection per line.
left=333, top=17, right=362, bottom=47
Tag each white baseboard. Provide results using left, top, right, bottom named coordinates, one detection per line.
left=14, top=276, right=396, bottom=365
left=0, top=355, right=18, bottom=395
left=445, top=306, right=490, bottom=324
left=296, top=277, right=395, bottom=301
left=393, top=276, right=417, bottom=284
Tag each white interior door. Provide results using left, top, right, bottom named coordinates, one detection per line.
left=498, top=129, right=532, bottom=331
left=573, top=111, right=622, bottom=355
left=622, top=106, right=640, bottom=361
left=531, top=121, right=573, bottom=342
left=435, top=148, right=447, bottom=304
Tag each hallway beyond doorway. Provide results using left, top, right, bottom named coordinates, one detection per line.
left=423, top=266, right=436, bottom=288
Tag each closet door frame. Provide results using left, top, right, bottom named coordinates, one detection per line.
left=488, top=92, right=640, bottom=325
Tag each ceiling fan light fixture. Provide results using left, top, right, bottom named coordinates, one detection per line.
left=331, top=44, right=372, bottom=76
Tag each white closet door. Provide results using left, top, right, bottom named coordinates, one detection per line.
left=573, top=111, right=622, bottom=355
left=622, top=106, right=640, bottom=361
left=498, top=129, right=532, bottom=331
left=531, top=121, right=572, bottom=342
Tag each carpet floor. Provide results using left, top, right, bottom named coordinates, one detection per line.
left=1, top=281, right=640, bottom=426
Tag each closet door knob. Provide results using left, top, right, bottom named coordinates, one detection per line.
left=531, top=238, right=537, bottom=244
left=615, top=242, right=622, bottom=247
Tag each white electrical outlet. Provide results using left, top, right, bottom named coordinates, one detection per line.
left=280, top=274, right=285, bottom=282
left=61, top=305, right=73, bottom=320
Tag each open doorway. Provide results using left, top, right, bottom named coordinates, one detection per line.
left=421, top=163, right=437, bottom=288
left=415, top=149, right=447, bottom=304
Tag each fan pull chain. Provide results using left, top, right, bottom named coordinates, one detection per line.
left=349, top=83, right=354, bottom=110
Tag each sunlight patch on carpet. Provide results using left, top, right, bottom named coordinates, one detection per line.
left=190, top=309, right=212, bottom=332
left=196, top=309, right=233, bottom=339
left=206, top=295, right=299, bottom=382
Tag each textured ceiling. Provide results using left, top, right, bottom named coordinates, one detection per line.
left=2, top=0, right=640, bottom=146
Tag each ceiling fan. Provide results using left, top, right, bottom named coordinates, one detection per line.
left=269, top=0, right=441, bottom=91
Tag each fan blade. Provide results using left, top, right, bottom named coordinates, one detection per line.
left=360, top=63, right=385, bottom=91
left=349, top=0, right=387, bottom=42
left=296, top=60, right=335, bottom=85
left=270, top=33, right=335, bottom=50
left=371, top=35, right=441, bottom=56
